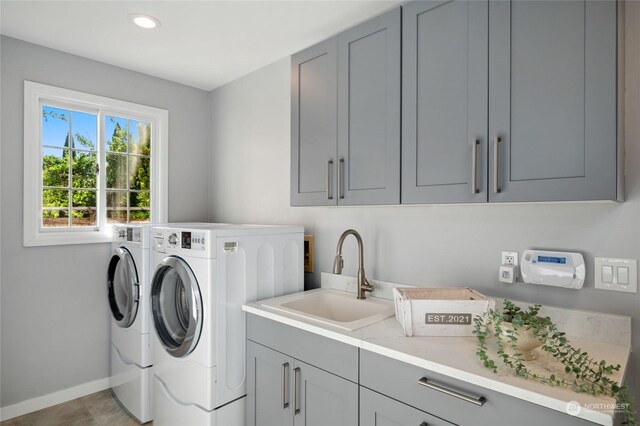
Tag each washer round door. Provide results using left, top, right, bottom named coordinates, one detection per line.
left=108, top=247, right=140, bottom=328
left=151, top=256, right=203, bottom=358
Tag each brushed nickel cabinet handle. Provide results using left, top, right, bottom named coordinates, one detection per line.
left=418, top=377, right=486, bottom=406
left=282, top=362, right=289, bottom=409
left=471, top=139, right=480, bottom=194
left=338, top=157, right=345, bottom=200
left=294, top=367, right=301, bottom=415
left=493, top=137, right=502, bottom=194
left=327, top=160, right=334, bottom=200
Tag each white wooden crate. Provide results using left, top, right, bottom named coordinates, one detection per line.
left=393, top=287, right=495, bottom=337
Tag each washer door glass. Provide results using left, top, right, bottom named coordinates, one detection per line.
left=151, top=256, right=203, bottom=358
left=107, top=247, right=140, bottom=328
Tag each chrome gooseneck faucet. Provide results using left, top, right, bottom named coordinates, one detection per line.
left=332, top=229, right=374, bottom=299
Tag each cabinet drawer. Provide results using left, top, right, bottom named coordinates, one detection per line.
left=360, top=387, right=454, bottom=426
left=360, top=350, right=597, bottom=426
left=247, top=314, right=358, bottom=382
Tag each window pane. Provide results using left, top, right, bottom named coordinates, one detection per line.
left=43, top=209, right=69, bottom=228
left=130, top=210, right=150, bottom=223
left=130, top=120, right=151, bottom=155
left=72, top=190, right=96, bottom=209
left=107, top=210, right=128, bottom=224
left=71, top=111, right=97, bottom=151
left=107, top=191, right=127, bottom=224
left=129, top=156, right=150, bottom=190
left=107, top=191, right=127, bottom=208
left=105, top=116, right=128, bottom=153
left=72, top=209, right=97, bottom=227
left=106, top=154, right=128, bottom=189
left=130, top=191, right=150, bottom=208
left=71, top=151, right=97, bottom=189
left=42, top=148, right=69, bottom=187
left=42, top=106, right=70, bottom=148
left=43, top=189, right=69, bottom=208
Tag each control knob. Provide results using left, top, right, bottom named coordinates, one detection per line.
left=168, top=233, right=178, bottom=246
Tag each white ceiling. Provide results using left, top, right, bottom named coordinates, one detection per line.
left=0, top=1, right=400, bottom=91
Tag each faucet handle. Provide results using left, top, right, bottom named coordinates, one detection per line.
left=363, top=278, right=374, bottom=292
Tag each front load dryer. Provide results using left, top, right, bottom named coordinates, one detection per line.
left=150, top=223, right=304, bottom=426
left=108, top=224, right=153, bottom=423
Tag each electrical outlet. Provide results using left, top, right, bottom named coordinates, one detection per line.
left=502, top=251, right=519, bottom=266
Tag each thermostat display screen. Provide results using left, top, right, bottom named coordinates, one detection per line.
left=538, top=256, right=566, bottom=265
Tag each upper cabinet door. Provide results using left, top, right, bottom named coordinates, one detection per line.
left=489, top=0, right=618, bottom=202
left=402, top=1, right=489, bottom=204
left=291, top=38, right=337, bottom=206
left=337, top=8, right=401, bottom=205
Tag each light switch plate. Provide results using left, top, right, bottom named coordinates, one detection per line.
left=594, top=257, right=637, bottom=293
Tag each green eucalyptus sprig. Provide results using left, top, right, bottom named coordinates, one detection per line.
left=473, top=300, right=636, bottom=425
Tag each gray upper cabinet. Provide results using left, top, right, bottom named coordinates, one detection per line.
left=291, top=8, right=400, bottom=206
left=292, top=1, right=620, bottom=206
left=337, top=8, right=401, bottom=205
left=291, top=38, right=337, bottom=206
left=402, top=0, right=489, bottom=204
left=489, top=0, right=619, bottom=202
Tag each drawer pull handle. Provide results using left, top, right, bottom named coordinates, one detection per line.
left=282, top=362, right=289, bottom=409
left=419, top=422, right=429, bottom=426
left=417, top=377, right=486, bottom=406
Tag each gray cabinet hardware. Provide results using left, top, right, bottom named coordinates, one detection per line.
left=417, top=377, right=486, bottom=407
left=282, top=362, right=290, bottom=409
left=338, top=158, right=345, bottom=199
left=492, top=137, right=501, bottom=194
left=471, top=139, right=480, bottom=194
left=293, top=367, right=301, bottom=415
left=327, top=160, right=334, bottom=200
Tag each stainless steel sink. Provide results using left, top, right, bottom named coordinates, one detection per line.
left=261, top=289, right=394, bottom=331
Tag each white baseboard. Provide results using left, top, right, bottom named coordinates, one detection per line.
left=0, top=377, right=110, bottom=421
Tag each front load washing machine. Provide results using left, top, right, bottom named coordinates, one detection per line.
left=108, top=224, right=153, bottom=423
left=150, top=223, right=304, bottom=425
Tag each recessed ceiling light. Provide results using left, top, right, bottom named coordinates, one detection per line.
left=129, top=13, right=161, bottom=29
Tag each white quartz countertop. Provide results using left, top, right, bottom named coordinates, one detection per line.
left=243, top=288, right=631, bottom=426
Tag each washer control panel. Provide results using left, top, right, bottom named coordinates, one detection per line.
left=181, top=231, right=205, bottom=250
left=114, top=225, right=141, bottom=243
left=153, top=229, right=207, bottom=253
left=127, top=227, right=142, bottom=243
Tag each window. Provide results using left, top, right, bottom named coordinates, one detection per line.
left=24, top=81, right=168, bottom=246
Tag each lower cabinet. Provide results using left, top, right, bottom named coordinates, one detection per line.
left=247, top=341, right=358, bottom=426
left=247, top=314, right=600, bottom=426
left=360, top=349, right=598, bottom=426
left=360, top=387, right=454, bottom=426
left=246, top=336, right=358, bottom=426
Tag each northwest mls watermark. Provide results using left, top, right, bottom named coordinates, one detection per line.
left=566, top=400, right=629, bottom=416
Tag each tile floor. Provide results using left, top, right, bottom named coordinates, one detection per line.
left=0, top=390, right=145, bottom=426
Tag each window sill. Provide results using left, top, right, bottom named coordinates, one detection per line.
left=24, top=230, right=113, bottom=247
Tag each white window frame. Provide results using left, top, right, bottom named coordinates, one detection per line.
left=24, top=81, right=168, bottom=246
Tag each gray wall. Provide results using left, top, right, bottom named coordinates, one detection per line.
left=0, top=36, right=210, bottom=407
left=209, top=4, right=640, bottom=404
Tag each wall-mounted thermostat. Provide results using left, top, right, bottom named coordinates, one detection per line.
left=520, top=250, right=585, bottom=289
